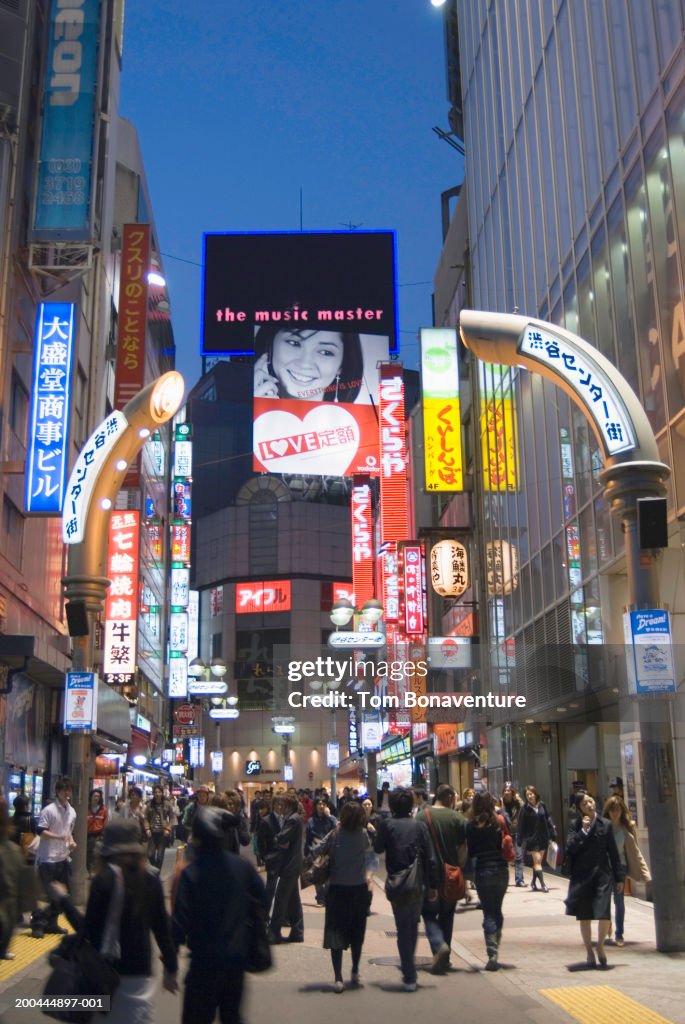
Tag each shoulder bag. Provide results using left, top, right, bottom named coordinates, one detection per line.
left=300, top=831, right=334, bottom=889
left=385, top=853, right=424, bottom=905
left=498, top=815, right=516, bottom=863
left=424, top=807, right=465, bottom=902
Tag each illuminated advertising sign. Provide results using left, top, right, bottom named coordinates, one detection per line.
left=188, top=737, right=205, bottom=768
left=171, top=524, right=191, bottom=563
left=420, top=328, right=463, bottom=491
left=333, top=583, right=355, bottom=605
left=168, top=653, right=188, bottom=699
left=33, top=0, right=101, bottom=236
left=62, top=411, right=127, bottom=544
left=173, top=481, right=192, bottom=520
left=480, top=398, right=519, bottom=491
left=170, top=566, right=190, bottom=608
left=103, top=511, right=140, bottom=682
left=379, top=364, right=408, bottom=542
left=169, top=612, right=189, bottom=653
left=398, top=543, right=425, bottom=636
left=252, top=331, right=387, bottom=477
left=235, top=581, right=291, bottom=614
left=381, top=543, right=399, bottom=623
left=351, top=476, right=374, bottom=609
left=25, top=303, right=75, bottom=513
left=64, top=672, right=97, bottom=732
left=202, top=230, right=398, bottom=355
left=114, top=224, right=151, bottom=411
left=173, top=440, right=193, bottom=479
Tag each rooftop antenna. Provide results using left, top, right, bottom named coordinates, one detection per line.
left=299, top=187, right=303, bottom=231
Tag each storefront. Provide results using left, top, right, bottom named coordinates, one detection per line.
left=377, top=734, right=412, bottom=790
left=411, top=722, right=437, bottom=795
left=434, top=723, right=460, bottom=792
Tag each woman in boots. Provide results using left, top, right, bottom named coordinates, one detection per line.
left=517, top=785, right=556, bottom=892
left=466, top=792, right=509, bottom=971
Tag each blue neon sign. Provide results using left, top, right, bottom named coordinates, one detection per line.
left=33, top=0, right=102, bottom=237
left=25, top=302, right=75, bottom=514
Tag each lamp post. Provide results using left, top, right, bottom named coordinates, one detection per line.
left=187, top=658, right=231, bottom=790
left=62, top=371, right=184, bottom=904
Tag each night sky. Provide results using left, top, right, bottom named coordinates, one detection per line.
left=119, top=1, right=463, bottom=390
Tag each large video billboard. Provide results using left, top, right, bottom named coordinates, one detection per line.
left=201, top=231, right=398, bottom=355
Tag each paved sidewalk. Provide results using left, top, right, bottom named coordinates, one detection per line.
left=0, top=857, right=683, bottom=1024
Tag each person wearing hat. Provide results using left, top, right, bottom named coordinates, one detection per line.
left=50, top=817, right=178, bottom=1023
left=172, top=807, right=267, bottom=1024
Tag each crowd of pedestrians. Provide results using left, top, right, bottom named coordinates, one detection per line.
left=0, top=774, right=653, bottom=1020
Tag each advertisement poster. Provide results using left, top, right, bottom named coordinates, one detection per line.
left=64, top=672, right=97, bottom=732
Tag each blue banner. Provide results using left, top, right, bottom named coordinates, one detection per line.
left=33, top=0, right=101, bottom=236
left=25, top=303, right=75, bottom=514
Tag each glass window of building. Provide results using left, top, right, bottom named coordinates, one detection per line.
left=545, top=31, right=571, bottom=259
left=643, top=126, right=685, bottom=419
left=576, top=251, right=595, bottom=344
left=553, top=531, right=567, bottom=602
left=607, top=194, right=641, bottom=398
left=535, top=62, right=559, bottom=281
left=590, top=223, right=616, bottom=364
left=666, top=80, right=685, bottom=268
left=514, top=119, right=535, bottom=312
left=524, top=92, right=547, bottom=304
left=653, top=0, right=682, bottom=68
left=587, top=0, right=619, bottom=176
left=607, top=0, right=639, bottom=144
left=670, top=413, right=685, bottom=513
left=625, top=161, right=667, bottom=432
left=557, top=0, right=585, bottom=233
left=627, top=0, right=659, bottom=108
left=572, top=1, right=601, bottom=208
left=572, top=403, right=593, bottom=509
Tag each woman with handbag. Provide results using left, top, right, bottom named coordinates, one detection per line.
left=517, top=785, right=556, bottom=892
left=603, top=795, right=650, bottom=947
left=50, top=817, right=178, bottom=1023
left=466, top=791, right=510, bottom=972
left=565, top=791, right=624, bottom=968
left=321, top=800, right=372, bottom=992
left=306, top=799, right=337, bottom=906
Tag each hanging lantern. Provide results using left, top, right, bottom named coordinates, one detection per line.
left=485, top=540, right=519, bottom=595
left=430, top=539, right=469, bottom=597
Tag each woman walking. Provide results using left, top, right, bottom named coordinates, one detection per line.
left=501, top=784, right=524, bottom=887
left=466, top=792, right=510, bottom=971
left=50, top=817, right=178, bottom=1022
left=323, top=801, right=372, bottom=992
left=565, top=792, right=624, bottom=968
left=361, top=798, right=381, bottom=913
left=86, top=789, right=108, bottom=875
left=145, top=785, right=172, bottom=870
left=517, top=785, right=556, bottom=892
left=603, top=795, right=650, bottom=946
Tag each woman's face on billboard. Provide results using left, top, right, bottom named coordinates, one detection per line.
left=271, top=330, right=345, bottom=400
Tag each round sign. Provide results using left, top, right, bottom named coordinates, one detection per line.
left=174, top=703, right=195, bottom=726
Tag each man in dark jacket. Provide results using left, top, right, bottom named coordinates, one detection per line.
left=417, top=784, right=467, bottom=973
left=268, top=795, right=305, bottom=944
left=374, top=787, right=438, bottom=991
left=172, top=807, right=267, bottom=1024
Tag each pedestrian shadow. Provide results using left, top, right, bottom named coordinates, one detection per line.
left=366, top=980, right=438, bottom=994
left=567, top=961, right=618, bottom=972
left=299, top=982, right=351, bottom=994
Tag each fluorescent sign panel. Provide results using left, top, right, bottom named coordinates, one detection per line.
left=173, top=481, right=192, bottom=520
left=33, top=0, right=101, bottom=236
left=420, top=328, right=463, bottom=491
left=114, top=224, right=151, bottom=411
left=519, top=325, right=636, bottom=456
left=170, top=566, right=190, bottom=608
left=103, top=511, right=140, bottom=682
left=202, top=230, right=398, bottom=355
left=169, top=612, right=189, bottom=653
left=173, top=440, right=193, bottom=479
left=62, top=411, right=127, bottom=543
left=25, top=302, right=75, bottom=513
left=64, top=672, right=97, bottom=732
left=168, top=654, right=188, bottom=698
left=235, top=581, right=291, bottom=613
left=188, top=737, right=205, bottom=768
left=171, top=523, right=191, bottom=562
left=379, top=364, right=408, bottom=542
left=252, top=332, right=387, bottom=477
left=480, top=398, right=519, bottom=491
left=398, top=542, right=425, bottom=636
left=351, top=476, right=374, bottom=609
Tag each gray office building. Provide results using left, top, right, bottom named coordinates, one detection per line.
left=436, top=1, right=685, bottom=852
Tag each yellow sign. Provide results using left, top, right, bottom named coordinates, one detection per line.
left=423, top=398, right=464, bottom=491
left=480, top=398, right=519, bottom=491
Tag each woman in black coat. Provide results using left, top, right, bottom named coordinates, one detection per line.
left=564, top=792, right=624, bottom=968
left=517, top=785, right=556, bottom=892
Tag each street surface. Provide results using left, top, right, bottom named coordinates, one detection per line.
left=0, top=850, right=683, bottom=1024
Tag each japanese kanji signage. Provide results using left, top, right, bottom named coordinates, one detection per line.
left=381, top=543, right=399, bottom=623
left=62, top=411, right=127, bottom=544
left=169, top=611, right=189, bottom=653
left=420, top=329, right=463, bottom=491
left=114, top=224, right=151, bottom=410
left=351, top=476, right=374, bottom=609
left=167, top=424, right=192, bottom=697
left=398, top=542, right=426, bottom=636
left=379, top=364, right=408, bottom=542
left=103, top=511, right=140, bottom=681
left=168, top=653, right=188, bottom=699
left=170, top=566, right=190, bottom=608
left=430, top=539, right=469, bottom=597
left=519, top=326, right=636, bottom=456
left=25, top=302, right=75, bottom=514
left=480, top=397, right=519, bottom=491
left=64, top=672, right=97, bottom=732
left=235, top=581, right=291, bottom=613
left=171, top=524, right=191, bottom=562
left=485, top=540, right=519, bottom=596
left=33, top=0, right=101, bottom=237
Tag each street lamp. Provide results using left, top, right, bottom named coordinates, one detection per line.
left=188, top=658, right=232, bottom=789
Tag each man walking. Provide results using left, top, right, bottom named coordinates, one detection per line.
left=172, top=807, right=267, bottom=1024
left=417, top=784, right=467, bottom=973
left=268, top=794, right=304, bottom=944
left=32, top=777, right=76, bottom=938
